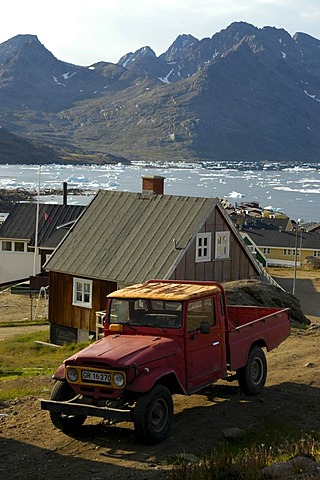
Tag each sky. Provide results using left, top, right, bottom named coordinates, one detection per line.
left=1, top=0, right=320, bottom=66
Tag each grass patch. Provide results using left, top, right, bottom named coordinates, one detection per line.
left=0, top=330, right=91, bottom=401
left=170, top=434, right=320, bottom=480
left=0, top=320, right=49, bottom=327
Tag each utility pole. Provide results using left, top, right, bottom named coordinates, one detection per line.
left=292, top=218, right=303, bottom=295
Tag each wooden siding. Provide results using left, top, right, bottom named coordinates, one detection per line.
left=262, top=247, right=320, bottom=263
left=171, top=208, right=258, bottom=282
left=49, top=272, right=116, bottom=333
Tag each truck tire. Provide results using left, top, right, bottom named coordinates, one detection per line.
left=237, top=345, right=267, bottom=395
left=133, top=385, right=173, bottom=444
left=49, top=380, right=86, bottom=432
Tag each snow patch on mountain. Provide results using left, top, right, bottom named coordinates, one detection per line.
left=158, top=69, right=174, bottom=84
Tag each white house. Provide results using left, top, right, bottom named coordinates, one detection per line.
left=0, top=203, right=85, bottom=285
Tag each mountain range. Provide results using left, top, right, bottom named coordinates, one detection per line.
left=1, top=22, right=320, bottom=165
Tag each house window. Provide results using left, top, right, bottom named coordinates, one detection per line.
left=215, top=231, right=230, bottom=259
left=196, top=233, right=211, bottom=262
left=14, top=242, right=25, bottom=252
left=283, top=249, right=291, bottom=256
left=2, top=241, right=12, bottom=251
left=72, top=278, right=92, bottom=308
left=314, top=251, right=320, bottom=257
left=263, top=248, right=271, bottom=254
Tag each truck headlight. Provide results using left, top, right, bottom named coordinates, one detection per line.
left=67, top=368, right=78, bottom=382
left=113, top=372, right=125, bottom=387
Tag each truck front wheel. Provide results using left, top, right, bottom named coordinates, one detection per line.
left=133, top=385, right=173, bottom=444
left=49, top=380, right=87, bottom=432
left=237, top=345, right=267, bottom=395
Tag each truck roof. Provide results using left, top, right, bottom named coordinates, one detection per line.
left=107, top=281, right=220, bottom=301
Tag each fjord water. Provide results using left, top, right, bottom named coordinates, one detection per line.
left=0, top=162, right=319, bottom=222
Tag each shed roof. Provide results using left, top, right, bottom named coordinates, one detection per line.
left=0, top=203, right=85, bottom=247
left=46, top=190, right=257, bottom=284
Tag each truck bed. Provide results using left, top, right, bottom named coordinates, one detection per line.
left=226, top=305, right=290, bottom=371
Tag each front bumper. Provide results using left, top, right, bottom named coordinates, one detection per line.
left=40, top=399, right=132, bottom=422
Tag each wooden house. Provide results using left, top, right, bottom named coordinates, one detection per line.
left=0, top=203, right=85, bottom=285
left=45, top=176, right=261, bottom=344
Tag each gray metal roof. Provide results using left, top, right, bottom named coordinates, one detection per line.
left=0, top=203, right=85, bottom=247
left=46, top=190, right=249, bottom=284
left=243, top=228, right=320, bottom=249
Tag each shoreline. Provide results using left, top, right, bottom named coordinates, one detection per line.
left=0, top=187, right=88, bottom=212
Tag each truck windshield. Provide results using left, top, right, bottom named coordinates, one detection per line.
left=109, top=298, right=182, bottom=328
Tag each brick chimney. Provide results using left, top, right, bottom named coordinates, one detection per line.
left=142, top=175, right=165, bottom=195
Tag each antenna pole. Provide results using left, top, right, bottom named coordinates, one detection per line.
left=33, top=165, right=41, bottom=276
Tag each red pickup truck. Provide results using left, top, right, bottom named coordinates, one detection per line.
left=41, top=280, right=290, bottom=444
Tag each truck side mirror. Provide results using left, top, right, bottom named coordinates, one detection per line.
left=199, top=321, right=210, bottom=334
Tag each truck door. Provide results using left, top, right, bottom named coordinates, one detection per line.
left=185, top=297, right=222, bottom=392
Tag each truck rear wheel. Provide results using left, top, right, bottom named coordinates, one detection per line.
left=237, top=345, right=267, bottom=395
left=49, top=380, right=86, bottom=432
left=133, top=385, right=173, bottom=444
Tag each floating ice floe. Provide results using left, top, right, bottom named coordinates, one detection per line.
left=228, top=191, right=245, bottom=198
left=0, top=178, right=17, bottom=187
left=105, top=181, right=120, bottom=190
left=65, top=175, right=90, bottom=184
left=283, top=165, right=317, bottom=172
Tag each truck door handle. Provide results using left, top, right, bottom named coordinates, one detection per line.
left=212, top=341, right=220, bottom=346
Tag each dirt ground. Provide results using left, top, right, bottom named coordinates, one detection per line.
left=0, top=269, right=319, bottom=480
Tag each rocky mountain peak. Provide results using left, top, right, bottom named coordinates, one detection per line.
left=160, top=34, right=199, bottom=62
left=0, top=34, right=53, bottom=65
left=117, top=46, right=156, bottom=68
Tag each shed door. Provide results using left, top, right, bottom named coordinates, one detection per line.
left=185, top=298, right=222, bottom=392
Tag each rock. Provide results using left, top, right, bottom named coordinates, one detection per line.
left=308, top=323, right=320, bottom=330
left=260, top=456, right=320, bottom=478
left=179, top=453, right=199, bottom=463
left=222, top=427, right=246, bottom=440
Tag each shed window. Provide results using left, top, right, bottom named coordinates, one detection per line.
left=72, top=278, right=92, bottom=308
left=215, top=232, right=230, bottom=259
left=14, top=242, right=25, bottom=252
left=196, top=233, right=211, bottom=262
left=2, top=241, right=12, bottom=251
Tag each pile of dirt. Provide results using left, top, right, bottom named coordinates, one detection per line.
left=223, top=279, right=309, bottom=325
left=301, top=256, right=320, bottom=270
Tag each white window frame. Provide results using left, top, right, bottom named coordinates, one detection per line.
left=14, top=241, right=25, bottom=252
left=2, top=240, right=12, bottom=251
left=72, top=277, right=93, bottom=308
left=196, top=233, right=212, bottom=262
left=215, top=231, right=230, bottom=259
